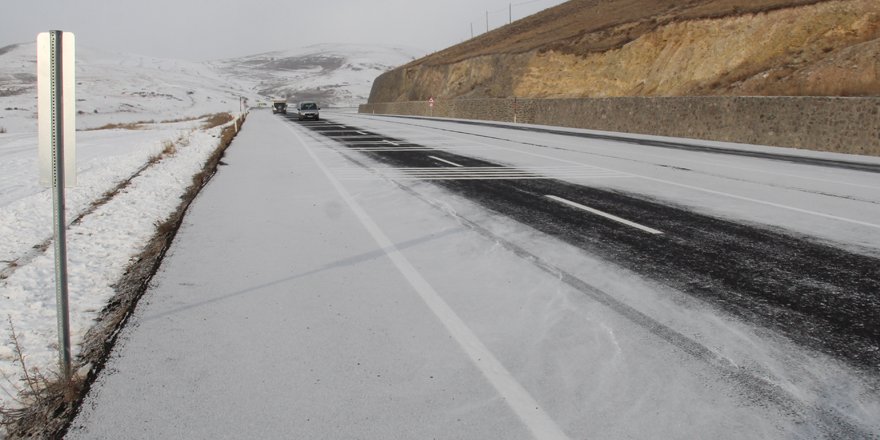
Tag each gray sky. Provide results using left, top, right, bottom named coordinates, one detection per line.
left=2, top=0, right=567, bottom=60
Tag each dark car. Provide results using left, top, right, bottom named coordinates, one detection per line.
left=272, top=101, right=287, bottom=114
left=297, top=102, right=320, bottom=120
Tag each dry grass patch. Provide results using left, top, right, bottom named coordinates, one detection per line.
left=84, top=121, right=153, bottom=131
left=0, top=317, right=85, bottom=438
left=201, top=112, right=235, bottom=129
left=144, top=136, right=186, bottom=167
left=159, top=113, right=235, bottom=126
left=158, top=116, right=200, bottom=124
left=83, top=113, right=236, bottom=132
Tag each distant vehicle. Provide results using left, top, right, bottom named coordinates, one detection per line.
left=296, top=101, right=320, bottom=121
left=272, top=100, right=287, bottom=114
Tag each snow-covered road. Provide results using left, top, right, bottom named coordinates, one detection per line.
left=68, top=110, right=879, bottom=438
left=332, top=113, right=880, bottom=253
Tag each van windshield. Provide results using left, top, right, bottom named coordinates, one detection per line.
left=300, top=103, right=317, bottom=110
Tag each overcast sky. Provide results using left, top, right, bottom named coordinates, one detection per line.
left=2, top=0, right=567, bottom=60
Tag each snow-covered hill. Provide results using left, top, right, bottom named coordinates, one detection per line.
left=0, top=42, right=256, bottom=133
left=0, top=42, right=421, bottom=133
left=210, top=44, right=421, bottom=108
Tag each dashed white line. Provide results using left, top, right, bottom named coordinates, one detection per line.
left=419, top=128, right=880, bottom=230
left=383, top=140, right=399, bottom=146
left=428, top=155, right=463, bottom=167
left=546, top=195, right=663, bottom=235
left=331, top=166, right=630, bottom=181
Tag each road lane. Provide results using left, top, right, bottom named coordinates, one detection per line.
left=68, top=111, right=538, bottom=439
left=68, top=111, right=880, bottom=438
left=283, top=121, right=572, bottom=440
left=293, top=114, right=880, bottom=373
left=331, top=113, right=880, bottom=252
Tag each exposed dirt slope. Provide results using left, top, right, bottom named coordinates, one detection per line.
left=368, top=0, right=879, bottom=102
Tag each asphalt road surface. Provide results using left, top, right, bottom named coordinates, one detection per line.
left=291, top=113, right=880, bottom=372
left=69, top=110, right=880, bottom=439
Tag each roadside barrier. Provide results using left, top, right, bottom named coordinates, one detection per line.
left=360, top=97, right=880, bottom=156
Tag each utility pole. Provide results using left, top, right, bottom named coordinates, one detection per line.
left=471, top=22, right=474, bottom=39
left=509, top=3, right=512, bottom=24
left=486, top=11, right=489, bottom=32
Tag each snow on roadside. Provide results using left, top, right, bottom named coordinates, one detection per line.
left=0, top=120, right=236, bottom=412
left=0, top=128, right=191, bottom=265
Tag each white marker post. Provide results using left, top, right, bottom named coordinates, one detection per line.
left=513, top=96, right=517, bottom=124
left=37, top=30, right=76, bottom=381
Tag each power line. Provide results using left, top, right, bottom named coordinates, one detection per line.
left=466, top=0, right=565, bottom=40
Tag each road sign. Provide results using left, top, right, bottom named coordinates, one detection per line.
left=38, top=31, right=76, bottom=187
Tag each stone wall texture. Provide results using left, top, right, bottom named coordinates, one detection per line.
left=359, top=97, right=880, bottom=156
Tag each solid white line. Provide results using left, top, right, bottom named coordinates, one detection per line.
left=428, top=155, right=463, bottom=167
left=639, top=177, right=880, bottom=229
left=546, top=195, right=663, bottom=235
left=356, top=131, right=368, bottom=135
left=347, top=148, right=432, bottom=152
left=352, top=176, right=629, bottom=181
left=284, top=122, right=571, bottom=440
left=383, top=140, right=399, bottom=146
left=389, top=173, right=551, bottom=180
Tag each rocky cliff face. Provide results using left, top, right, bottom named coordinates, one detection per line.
left=368, top=0, right=879, bottom=103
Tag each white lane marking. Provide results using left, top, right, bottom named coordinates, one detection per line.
left=403, top=126, right=880, bottom=230
left=546, top=195, right=663, bottom=235
left=336, top=175, right=630, bottom=181
left=428, top=155, right=463, bottom=167
left=331, top=165, right=629, bottom=181
left=383, top=140, right=399, bottom=146
left=357, top=131, right=368, bottom=135
left=640, top=177, right=880, bottom=229
left=284, top=122, right=571, bottom=440
left=347, top=148, right=434, bottom=152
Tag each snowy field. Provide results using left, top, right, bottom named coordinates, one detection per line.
left=0, top=41, right=253, bottom=419
left=0, top=43, right=255, bottom=134
left=0, top=120, right=238, bottom=412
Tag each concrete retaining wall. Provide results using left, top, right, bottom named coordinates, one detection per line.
left=359, top=97, right=880, bottom=156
